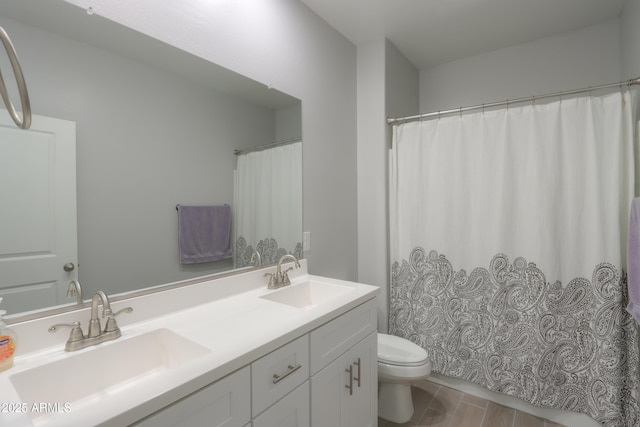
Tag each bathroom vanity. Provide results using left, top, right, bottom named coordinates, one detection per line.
left=0, top=260, right=379, bottom=426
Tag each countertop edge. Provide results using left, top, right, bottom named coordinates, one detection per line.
left=104, top=291, right=379, bottom=427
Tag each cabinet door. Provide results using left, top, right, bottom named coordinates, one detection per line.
left=252, top=381, right=310, bottom=427
left=309, top=299, right=377, bottom=375
left=310, top=332, right=377, bottom=427
left=132, top=366, right=251, bottom=427
left=343, top=332, right=377, bottom=427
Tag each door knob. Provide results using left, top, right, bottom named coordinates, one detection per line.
left=63, top=263, right=75, bottom=272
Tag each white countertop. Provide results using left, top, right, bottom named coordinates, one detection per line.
left=0, top=261, right=379, bottom=426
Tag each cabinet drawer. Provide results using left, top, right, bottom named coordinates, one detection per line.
left=252, top=334, right=309, bottom=415
left=132, top=366, right=250, bottom=427
left=252, top=381, right=310, bottom=427
left=309, top=298, right=376, bottom=375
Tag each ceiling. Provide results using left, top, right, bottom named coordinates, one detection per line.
left=301, top=0, right=627, bottom=70
left=2, top=0, right=299, bottom=109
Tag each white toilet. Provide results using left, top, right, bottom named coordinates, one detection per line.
left=377, top=333, right=431, bottom=423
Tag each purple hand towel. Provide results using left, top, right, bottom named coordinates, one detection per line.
left=627, top=198, right=640, bottom=324
left=178, top=205, right=232, bottom=264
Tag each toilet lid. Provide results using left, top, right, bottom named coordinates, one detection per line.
left=378, top=333, right=428, bottom=366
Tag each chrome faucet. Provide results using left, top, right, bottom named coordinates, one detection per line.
left=49, top=291, right=133, bottom=352
left=265, top=254, right=301, bottom=289
left=88, top=291, right=111, bottom=338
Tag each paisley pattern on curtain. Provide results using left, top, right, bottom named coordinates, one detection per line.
left=390, top=248, right=639, bottom=426
left=235, top=236, right=302, bottom=268
left=389, top=90, right=640, bottom=425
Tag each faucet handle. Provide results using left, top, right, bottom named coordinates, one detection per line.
left=102, top=306, right=133, bottom=318
left=281, top=267, right=295, bottom=286
left=265, top=272, right=279, bottom=289
left=112, top=307, right=133, bottom=317
left=49, top=321, right=84, bottom=342
left=104, top=307, right=133, bottom=333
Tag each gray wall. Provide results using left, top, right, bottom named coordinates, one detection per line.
left=419, top=19, right=621, bottom=111
left=622, top=0, right=640, bottom=81
left=0, top=15, right=287, bottom=296
left=622, top=0, right=640, bottom=198
left=356, top=39, right=387, bottom=328
left=66, top=0, right=359, bottom=281
left=51, top=0, right=640, bottom=308
left=276, top=104, right=303, bottom=142
left=356, top=39, right=419, bottom=332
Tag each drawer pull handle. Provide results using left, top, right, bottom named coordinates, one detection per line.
left=353, top=358, right=361, bottom=388
left=345, top=365, right=354, bottom=395
left=272, top=364, right=302, bottom=384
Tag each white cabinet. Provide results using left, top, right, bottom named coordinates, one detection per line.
left=310, top=299, right=378, bottom=427
left=250, top=334, right=310, bottom=426
left=132, top=298, right=377, bottom=427
left=252, top=381, right=310, bottom=427
left=132, top=366, right=251, bottom=427
left=250, top=299, right=377, bottom=427
left=311, top=332, right=377, bottom=427
left=251, top=335, right=309, bottom=416
left=309, top=298, right=377, bottom=375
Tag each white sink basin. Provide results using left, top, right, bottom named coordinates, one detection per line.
left=10, top=328, right=209, bottom=421
left=260, top=281, right=352, bottom=309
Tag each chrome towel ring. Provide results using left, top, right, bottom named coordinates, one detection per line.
left=0, top=25, right=31, bottom=129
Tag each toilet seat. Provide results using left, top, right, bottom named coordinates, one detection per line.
left=377, top=333, right=428, bottom=366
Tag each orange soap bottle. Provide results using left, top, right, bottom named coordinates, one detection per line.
left=0, top=298, right=16, bottom=372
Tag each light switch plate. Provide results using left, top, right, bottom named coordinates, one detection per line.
left=303, top=231, right=311, bottom=251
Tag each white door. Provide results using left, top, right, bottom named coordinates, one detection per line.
left=0, top=111, right=77, bottom=314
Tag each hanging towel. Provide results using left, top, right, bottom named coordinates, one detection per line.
left=627, top=198, right=640, bottom=324
left=178, top=205, right=232, bottom=264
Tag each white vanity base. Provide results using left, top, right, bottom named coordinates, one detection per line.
left=0, top=261, right=380, bottom=427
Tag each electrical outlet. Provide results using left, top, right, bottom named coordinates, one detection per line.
left=303, top=231, right=311, bottom=251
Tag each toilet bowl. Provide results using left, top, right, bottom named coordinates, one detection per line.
left=377, top=333, right=431, bottom=423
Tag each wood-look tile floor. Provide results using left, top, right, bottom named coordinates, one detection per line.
left=378, top=380, right=566, bottom=427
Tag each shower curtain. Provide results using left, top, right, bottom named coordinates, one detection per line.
left=234, top=141, right=302, bottom=267
left=389, top=90, right=639, bottom=425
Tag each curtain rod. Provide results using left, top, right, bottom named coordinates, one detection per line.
left=387, top=77, right=640, bottom=126
left=234, top=136, right=301, bottom=155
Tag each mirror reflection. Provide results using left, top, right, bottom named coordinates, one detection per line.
left=0, top=0, right=302, bottom=318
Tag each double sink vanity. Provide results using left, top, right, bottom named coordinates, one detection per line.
left=0, top=259, right=379, bottom=426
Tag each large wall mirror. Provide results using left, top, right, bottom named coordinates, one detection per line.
left=0, top=0, right=302, bottom=319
